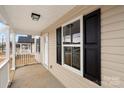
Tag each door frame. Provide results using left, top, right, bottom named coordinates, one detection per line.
left=43, top=33, right=49, bottom=69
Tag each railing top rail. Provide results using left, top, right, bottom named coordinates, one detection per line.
left=16, top=53, right=35, bottom=55
left=0, top=58, right=9, bottom=69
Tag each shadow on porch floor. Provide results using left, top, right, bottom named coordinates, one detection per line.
left=10, top=64, right=65, bottom=88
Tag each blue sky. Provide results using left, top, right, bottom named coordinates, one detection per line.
left=0, top=22, right=6, bottom=30
left=0, top=22, right=6, bottom=43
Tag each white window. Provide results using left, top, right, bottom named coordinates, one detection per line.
left=62, top=16, right=83, bottom=75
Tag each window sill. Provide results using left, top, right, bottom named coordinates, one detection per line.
left=63, top=64, right=83, bottom=77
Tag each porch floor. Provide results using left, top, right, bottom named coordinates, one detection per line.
left=10, top=64, right=65, bottom=88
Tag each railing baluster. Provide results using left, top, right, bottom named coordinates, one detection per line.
left=15, top=53, right=35, bottom=67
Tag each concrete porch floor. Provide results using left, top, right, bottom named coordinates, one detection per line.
left=10, top=64, right=65, bottom=88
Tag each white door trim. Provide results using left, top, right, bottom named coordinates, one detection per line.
left=43, top=33, right=49, bottom=69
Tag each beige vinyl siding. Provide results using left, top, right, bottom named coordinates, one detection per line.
left=41, top=5, right=124, bottom=87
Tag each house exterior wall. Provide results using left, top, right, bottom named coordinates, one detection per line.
left=40, top=5, right=124, bottom=87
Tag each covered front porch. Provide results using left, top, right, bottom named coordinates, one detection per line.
left=1, top=5, right=124, bottom=88
left=0, top=5, right=74, bottom=88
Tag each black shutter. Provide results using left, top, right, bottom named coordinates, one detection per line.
left=56, top=27, right=62, bottom=65
left=83, top=9, right=101, bottom=85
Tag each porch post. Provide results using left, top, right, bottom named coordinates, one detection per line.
left=6, top=26, right=10, bottom=83
left=12, top=32, right=16, bottom=70
left=6, top=26, right=10, bottom=59
left=20, top=44, right=21, bottom=54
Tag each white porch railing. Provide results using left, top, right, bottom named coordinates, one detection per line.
left=0, top=59, right=9, bottom=88
left=15, top=53, right=36, bottom=67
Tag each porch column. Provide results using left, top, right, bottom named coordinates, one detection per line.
left=12, top=32, right=16, bottom=70
left=19, top=44, right=21, bottom=54
left=6, top=26, right=10, bottom=59
left=6, top=26, right=10, bottom=83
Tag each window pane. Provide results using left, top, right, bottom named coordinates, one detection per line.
left=63, top=24, right=71, bottom=44
left=71, top=20, right=80, bottom=44
left=72, top=47, right=80, bottom=70
left=64, top=47, right=72, bottom=66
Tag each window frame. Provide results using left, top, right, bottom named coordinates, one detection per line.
left=61, top=16, right=83, bottom=76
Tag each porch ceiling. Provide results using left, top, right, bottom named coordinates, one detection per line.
left=0, top=5, right=75, bottom=35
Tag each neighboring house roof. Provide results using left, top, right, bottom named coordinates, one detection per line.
left=18, top=35, right=34, bottom=43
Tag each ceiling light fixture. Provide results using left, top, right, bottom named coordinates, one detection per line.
left=31, top=13, right=40, bottom=21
